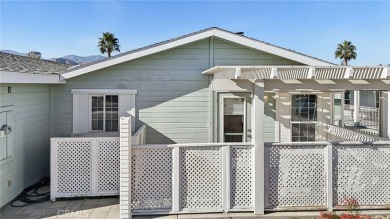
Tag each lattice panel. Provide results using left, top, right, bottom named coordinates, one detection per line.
left=231, top=147, right=252, bottom=209
left=131, top=148, right=172, bottom=211
left=265, top=145, right=326, bottom=208
left=333, top=145, right=390, bottom=205
left=180, top=147, right=223, bottom=210
left=97, top=140, right=120, bottom=193
left=57, top=140, right=92, bottom=194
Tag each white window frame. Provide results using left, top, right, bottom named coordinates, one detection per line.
left=89, top=95, right=119, bottom=132
left=71, top=89, right=137, bottom=135
left=290, top=94, right=318, bottom=142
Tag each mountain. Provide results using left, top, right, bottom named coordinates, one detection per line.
left=1, top=50, right=105, bottom=64
left=49, top=58, right=78, bottom=65
left=61, top=55, right=105, bottom=64
left=1, top=50, right=28, bottom=56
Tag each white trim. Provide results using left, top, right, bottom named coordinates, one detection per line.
left=71, top=89, right=137, bottom=95
left=61, top=28, right=334, bottom=79
left=0, top=71, right=65, bottom=84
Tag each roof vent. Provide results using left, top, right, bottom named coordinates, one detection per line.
left=235, top=32, right=244, bottom=36
left=28, top=51, right=41, bottom=59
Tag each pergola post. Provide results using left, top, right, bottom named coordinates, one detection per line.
left=380, top=91, right=390, bottom=139
left=253, top=80, right=265, bottom=215
left=353, top=90, right=360, bottom=126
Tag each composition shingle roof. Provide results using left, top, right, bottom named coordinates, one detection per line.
left=0, top=52, right=71, bottom=75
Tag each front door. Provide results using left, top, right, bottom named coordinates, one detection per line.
left=218, top=92, right=252, bottom=142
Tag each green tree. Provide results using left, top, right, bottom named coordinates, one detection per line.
left=98, top=32, right=120, bottom=57
left=335, top=40, right=357, bottom=66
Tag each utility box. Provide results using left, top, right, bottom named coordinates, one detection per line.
left=0, top=106, right=14, bottom=160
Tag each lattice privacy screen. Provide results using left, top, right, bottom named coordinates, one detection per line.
left=180, top=147, right=223, bottom=210
left=333, top=144, right=390, bottom=205
left=131, top=148, right=172, bottom=211
left=57, top=140, right=92, bottom=194
left=265, top=145, right=327, bottom=209
left=231, top=147, right=252, bottom=209
left=98, top=140, right=120, bottom=193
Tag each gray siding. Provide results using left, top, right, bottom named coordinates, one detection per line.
left=0, top=84, right=50, bottom=207
left=213, top=38, right=303, bottom=65
left=51, top=40, right=211, bottom=144
left=51, top=37, right=302, bottom=144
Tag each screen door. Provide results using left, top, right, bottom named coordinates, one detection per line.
left=218, top=93, right=252, bottom=142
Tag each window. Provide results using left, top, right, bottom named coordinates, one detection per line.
left=72, top=89, right=137, bottom=135
left=345, top=90, right=351, bottom=105
left=91, top=95, right=118, bottom=132
left=291, top=94, right=317, bottom=142
left=223, top=98, right=245, bottom=142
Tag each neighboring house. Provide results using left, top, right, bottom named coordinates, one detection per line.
left=0, top=52, right=69, bottom=207
left=1, top=28, right=390, bottom=217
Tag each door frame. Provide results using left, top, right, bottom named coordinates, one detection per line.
left=214, top=91, right=253, bottom=143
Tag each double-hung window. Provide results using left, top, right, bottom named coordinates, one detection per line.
left=91, top=95, right=118, bottom=132
left=291, top=94, right=317, bottom=142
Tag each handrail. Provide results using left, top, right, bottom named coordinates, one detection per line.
left=168, top=142, right=253, bottom=148
left=328, top=124, right=387, bottom=142
left=265, top=141, right=329, bottom=146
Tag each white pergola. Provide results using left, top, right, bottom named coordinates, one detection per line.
left=202, top=65, right=390, bottom=80
left=203, top=65, right=390, bottom=139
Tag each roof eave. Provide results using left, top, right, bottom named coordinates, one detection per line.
left=0, top=71, right=66, bottom=84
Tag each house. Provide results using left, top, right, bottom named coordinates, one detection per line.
left=0, top=52, right=69, bottom=207
left=1, top=27, right=390, bottom=218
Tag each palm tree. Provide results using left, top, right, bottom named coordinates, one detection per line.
left=335, top=40, right=357, bottom=66
left=98, top=32, right=120, bottom=57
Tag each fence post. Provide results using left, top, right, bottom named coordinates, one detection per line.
left=119, top=117, right=132, bottom=219
left=50, top=138, right=57, bottom=201
left=172, top=146, right=180, bottom=212
left=253, top=81, right=265, bottom=215
left=223, top=145, right=231, bottom=212
left=326, top=143, right=333, bottom=212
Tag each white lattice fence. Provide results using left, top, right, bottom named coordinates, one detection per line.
left=131, top=145, right=172, bottom=213
left=231, top=146, right=253, bottom=210
left=264, top=143, right=327, bottom=210
left=51, top=137, right=120, bottom=200
left=333, top=143, right=390, bottom=207
left=179, top=146, right=223, bottom=211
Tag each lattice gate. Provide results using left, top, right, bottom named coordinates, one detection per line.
left=333, top=144, right=390, bottom=207
left=264, top=143, right=327, bottom=210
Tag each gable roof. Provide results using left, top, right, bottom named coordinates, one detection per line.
left=0, top=52, right=70, bottom=84
left=61, top=27, right=336, bottom=79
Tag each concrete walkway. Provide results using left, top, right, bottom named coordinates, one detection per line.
left=0, top=197, right=119, bottom=219
left=1, top=197, right=390, bottom=219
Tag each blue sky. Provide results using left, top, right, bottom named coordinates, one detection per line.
left=1, top=1, right=389, bottom=65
